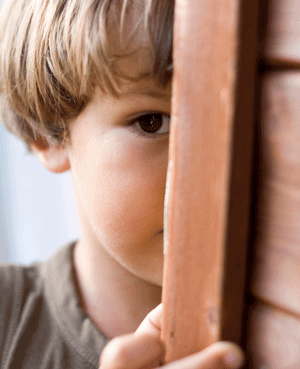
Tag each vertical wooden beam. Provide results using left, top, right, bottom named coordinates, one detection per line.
left=162, top=0, right=259, bottom=363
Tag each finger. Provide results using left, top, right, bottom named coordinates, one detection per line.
left=99, top=332, right=164, bottom=369
left=162, top=342, right=244, bottom=369
left=135, top=303, right=163, bottom=339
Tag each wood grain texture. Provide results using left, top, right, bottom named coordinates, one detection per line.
left=247, top=301, right=300, bottom=368
left=263, top=0, right=300, bottom=65
left=161, top=0, right=258, bottom=363
left=252, top=72, right=300, bottom=317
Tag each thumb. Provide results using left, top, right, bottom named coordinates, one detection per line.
left=99, top=304, right=164, bottom=369
left=134, top=303, right=163, bottom=339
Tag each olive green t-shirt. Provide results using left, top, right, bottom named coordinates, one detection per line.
left=0, top=242, right=109, bottom=369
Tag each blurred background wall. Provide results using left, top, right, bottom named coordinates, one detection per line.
left=0, top=124, right=81, bottom=264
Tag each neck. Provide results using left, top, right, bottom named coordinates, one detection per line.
left=73, top=238, right=162, bottom=339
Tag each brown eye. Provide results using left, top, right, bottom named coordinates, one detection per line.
left=134, top=114, right=170, bottom=134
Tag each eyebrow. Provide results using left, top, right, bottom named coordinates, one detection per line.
left=121, top=89, right=170, bottom=99
left=140, top=90, right=169, bottom=98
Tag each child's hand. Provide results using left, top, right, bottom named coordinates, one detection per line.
left=99, top=304, right=245, bottom=369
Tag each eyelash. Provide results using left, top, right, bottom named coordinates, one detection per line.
left=127, top=113, right=170, bottom=138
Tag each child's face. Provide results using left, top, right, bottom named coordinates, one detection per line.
left=66, top=69, right=171, bottom=286
left=31, top=5, right=172, bottom=287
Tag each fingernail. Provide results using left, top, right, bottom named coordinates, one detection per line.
left=224, top=348, right=244, bottom=368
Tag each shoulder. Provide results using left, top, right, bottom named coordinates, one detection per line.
left=0, top=241, right=75, bottom=304
left=0, top=242, right=108, bottom=368
left=0, top=259, right=42, bottom=288
left=0, top=260, right=45, bottom=361
left=0, top=259, right=45, bottom=307
left=0, top=243, right=75, bottom=361
left=0, top=260, right=43, bottom=313
left=0, top=242, right=74, bottom=320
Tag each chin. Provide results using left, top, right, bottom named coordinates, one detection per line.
left=123, top=233, right=164, bottom=286
left=140, top=263, right=164, bottom=287
left=127, top=258, right=163, bottom=287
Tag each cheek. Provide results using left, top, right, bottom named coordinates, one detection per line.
left=77, top=131, right=168, bottom=245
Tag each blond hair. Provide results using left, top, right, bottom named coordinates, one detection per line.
left=0, top=0, right=173, bottom=145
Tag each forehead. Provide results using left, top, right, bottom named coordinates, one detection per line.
left=107, top=1, right=154, bottom=80
left=108, top=0, right=150, bottom=43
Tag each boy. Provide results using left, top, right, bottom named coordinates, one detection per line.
left=0, top=0, right=244, bottom=368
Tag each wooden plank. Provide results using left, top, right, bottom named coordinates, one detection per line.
left=161, top=0, right=258, bottom=363
left=263, top=0, right=300, bottom=65
left=252, top=72, right=300, bottom=316
left=247, top=301, right=300, bottom=368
